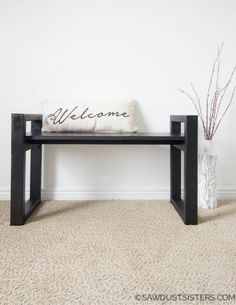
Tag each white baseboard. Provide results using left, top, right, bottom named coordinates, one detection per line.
left=217, top=188, right=236, bottom=200
left=41, top=189, right=171, bottom=200
left=0, top=187, right=236, bottom=201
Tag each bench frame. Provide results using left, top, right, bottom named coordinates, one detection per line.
left=10, top=114, right=198, bottom=225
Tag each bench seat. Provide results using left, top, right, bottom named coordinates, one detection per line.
left=25, top=132, right=185, bottom=145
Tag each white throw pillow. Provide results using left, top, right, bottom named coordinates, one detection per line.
left=42, top=100, right=138, bottom=133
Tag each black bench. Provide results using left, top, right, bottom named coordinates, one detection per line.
left=10, top=114, right=198, bottom=225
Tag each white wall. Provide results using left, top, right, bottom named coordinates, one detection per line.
left=0, top=0, right=236, bottom=200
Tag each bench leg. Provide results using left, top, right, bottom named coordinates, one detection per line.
left=11, top=115, right=26, bottom=225
left=25, top=144, right=42, bottom=219
left=183, top=117, right=198, bottom=225
left=170, top=145, right=181, bottom=200
left=170, top=122, right=181, bottom=202
left=170, top=116, right=198, bottom=225
left=11, top=115, right=42, bottom=225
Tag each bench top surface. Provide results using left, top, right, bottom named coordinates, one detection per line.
left=25, top=132, right=185, bottom=144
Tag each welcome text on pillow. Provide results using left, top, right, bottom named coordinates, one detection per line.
left=48, top=106, right=130, bottom=125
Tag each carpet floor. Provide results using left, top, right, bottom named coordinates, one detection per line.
left=0, top=200, right=236, bottom=305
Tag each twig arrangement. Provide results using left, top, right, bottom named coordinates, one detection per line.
left=179, top=43, right=236, bottom=140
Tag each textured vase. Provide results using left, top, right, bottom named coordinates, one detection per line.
left=198, top=140, right=217, bottom=209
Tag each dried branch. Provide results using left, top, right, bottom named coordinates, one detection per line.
left=178, top=88, right=206, bottom=133
left=190, top=83, right=204, bottom=119
left=214, top=65, right=236, bottom=122
left=179, top=43, right=235, bottom=140
left=209, top=44, right=222, bottom=137
left=205, top=43, right=223, bottom=133
left=211, top=86, right=236, bottom=138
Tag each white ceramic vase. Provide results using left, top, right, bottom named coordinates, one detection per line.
left=198, top=140, right=217, bottom=209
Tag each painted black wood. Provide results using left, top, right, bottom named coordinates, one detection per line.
left=11, top=114, right=26, bottom=225
left=24, top=114, right=43, bottom=121
left=10, top=114, right=198, bottom=225
left=25, top=132, right=185, bottom=145
left=29, top=120, right=42, bottom=216
left=11, top=114, right=43, bottom=225
left=170, top=121, right=181, bottom=202
left=170, top=115, right=198, bottom=225
left=183, top=116, right=198, bottom=224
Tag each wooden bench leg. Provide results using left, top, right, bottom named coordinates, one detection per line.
left=25, top=120, right=42, bottom=220
left=183, top=116, right=198, bottom=225
left=11, top=114, right=26, bottom=225
left=11, top=115, right=42, bottom=225
left=24, top=143, right=42, bottom=220
left=170, top=122, right=181, bottom=202
left=170, top=116, right=198, bottom=225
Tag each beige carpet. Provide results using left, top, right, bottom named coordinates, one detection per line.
left=0, top=200, right=236, bottom=305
